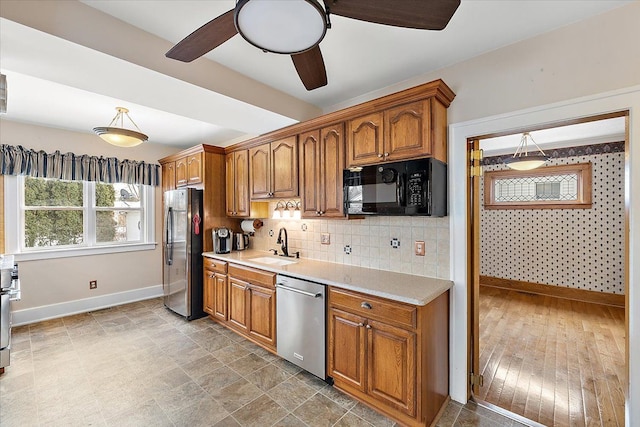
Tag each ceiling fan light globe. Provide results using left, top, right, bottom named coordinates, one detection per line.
left=93, top=127, right=148, bottom=147
left=235, top=0, right=327, bottom=54
left=503, top=154, right=548, bottom=171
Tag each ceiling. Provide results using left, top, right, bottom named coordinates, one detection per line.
left=480, top=116, right=627, bottom=156
left=0, top=0, right=632, bottom=149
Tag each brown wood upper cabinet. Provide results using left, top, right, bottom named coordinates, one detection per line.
left=175, top=152, right=203, bottom=187
left=347, top=99, right=448, bottom=167
left=226, top=150, right=250, bottom=217
left=162, top=161, right=176, bottom=192
left=249, top=136, right=298, bottom=199
left=299, top=123, right=345, bottom=218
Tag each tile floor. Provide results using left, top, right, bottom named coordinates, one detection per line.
left=1, top=298, right=527, bottom=427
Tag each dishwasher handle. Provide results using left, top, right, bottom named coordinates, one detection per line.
left=276, top=283, right=323, bottom=298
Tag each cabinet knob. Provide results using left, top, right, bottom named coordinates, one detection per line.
left=316, top=211, right=321, bottom=216
left=365, top=324, right=372, bottom=329
left=357, top=323, right=364, bottom=327
left=361, top=302, right=372, bottom=310
left=377, top=153, right=383, bottom=158
left=384, top=152, right=389, bottom=157
left=208, top=273, right=214, bottom=278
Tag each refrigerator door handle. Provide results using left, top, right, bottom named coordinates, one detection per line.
left=166, top=207, right=174, bottom=265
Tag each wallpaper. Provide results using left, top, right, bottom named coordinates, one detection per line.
left=480, top=144, right=625, bottom=294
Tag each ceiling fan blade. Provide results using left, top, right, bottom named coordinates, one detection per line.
left=166, top=9, right=238, bottom=62
left=291, top=46, right=328, bottom=91
left=325, top=0, right=461, bottom=30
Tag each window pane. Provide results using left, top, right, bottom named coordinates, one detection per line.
left=96, top=183, right=141, bottom=208
left=24, top=210, right=84, bottom=248
left=25, top=177, right=82, bottom=207
left=96, top=210, right=142, bottom=243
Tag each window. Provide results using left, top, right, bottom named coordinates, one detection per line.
left=5, top=175, right=156, bottom=260
left=484, top=162, right=592, bottom=209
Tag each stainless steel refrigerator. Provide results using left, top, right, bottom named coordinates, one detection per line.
left=163, top=188, right=205, bottom=320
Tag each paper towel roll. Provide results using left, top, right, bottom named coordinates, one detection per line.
left=241, top=219, right=263, bottom=234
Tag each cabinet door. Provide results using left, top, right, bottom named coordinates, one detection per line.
left=249, top=144, right=271, bottom=199
left=366, top=319, right=416, bottom=417
left=225, top=153, right=236, bottom=216
left=226, top=151, right=250, bottom=217
left=385, top=100, right=431, bottom=162
left=228, top=277, right=249, bottom=333
left=213, top=273, right=228, bottom=321
left=203, top=268, right=215, bottom=315
left=328, top=307, right=367, bottom=392
left=162, top=161, right=176, bottom=192
left=248, top=284, right=276, bottom=348
left=271, top=136, right=298, bottom=198
left=187, top=153, right=203, bottom=185
left=346, top=112, right=384, bottom=167
left=320, top=124, right=345, bottom=218
left=175, top=157, right=188, bottom=187
left=299, top=130, right=321, bottom=218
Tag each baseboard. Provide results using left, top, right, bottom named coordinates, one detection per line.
left=480, top=276, right=625, bottom=308
left=12, top=284, right=163, bottom=326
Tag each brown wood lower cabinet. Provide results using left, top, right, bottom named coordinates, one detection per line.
left=203, top=259, right=228, bottom=322
left=328, top=287, right=449, bottom=427
left=208, top=261, right=276, bottom=351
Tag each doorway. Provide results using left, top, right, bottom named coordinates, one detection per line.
left=468, top=112, right=628, bottom=426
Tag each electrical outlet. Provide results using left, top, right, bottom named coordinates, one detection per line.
left=390, top=238, right=400, bottom=248
left=321, top=233, right=331, bottom=245
left=89, top=280, right=97, bottom=290
left=415, top=241, right=425, bottom=256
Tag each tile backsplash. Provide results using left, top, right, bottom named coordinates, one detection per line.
left=249, top=206, right=450, bottom=279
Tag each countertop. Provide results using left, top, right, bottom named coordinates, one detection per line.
left=202, top=249, right=452, bottom=306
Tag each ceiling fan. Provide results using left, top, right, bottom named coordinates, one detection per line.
left=166, top=0, right=461, bottom=91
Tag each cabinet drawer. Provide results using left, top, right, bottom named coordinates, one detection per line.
left=204, top=258, right=227, bottom=274
left=229, top=264, right=275, bottom=288
left=329, top=288, right=416, bottom=330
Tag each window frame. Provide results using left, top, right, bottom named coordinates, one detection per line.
left=4, top=175, right=156, bottom=261
left=483, top=162, right=592, bottom=209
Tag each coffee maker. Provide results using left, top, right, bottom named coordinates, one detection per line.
left=213, top=227, right=232, bottom=254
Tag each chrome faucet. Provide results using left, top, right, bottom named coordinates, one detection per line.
left=276, top=227, right=289, bottom=257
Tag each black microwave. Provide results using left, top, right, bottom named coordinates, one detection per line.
left=343, top=158, right=447, bottom=216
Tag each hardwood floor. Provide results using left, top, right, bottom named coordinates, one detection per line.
left=477, top=285, right=626, bottom=427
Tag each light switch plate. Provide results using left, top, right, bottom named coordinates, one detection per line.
left=321, top=233, right=330, bottom=245
left=415, top=241, right=425, bottom=256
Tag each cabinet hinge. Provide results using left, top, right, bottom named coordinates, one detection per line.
left=469, top=372, right=484, bottom=387
left=469, top=149, right=484, bottom=177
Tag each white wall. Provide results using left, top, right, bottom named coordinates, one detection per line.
left=1, top=120, right=178, bottom=319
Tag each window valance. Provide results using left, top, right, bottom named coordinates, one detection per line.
left=0, top=144, right=160, bottom=186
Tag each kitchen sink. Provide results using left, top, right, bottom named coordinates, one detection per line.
left=249, top=256, right=298, bottom=267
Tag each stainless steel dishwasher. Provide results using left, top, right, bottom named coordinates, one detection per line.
left=275, top=275, right=326, bottom=379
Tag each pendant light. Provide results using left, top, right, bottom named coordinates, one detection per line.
left=504, top=132, right=548, bottom=171
left=93, top=107, right=148, bottom=147
left=234, top=0, right=328, bottom=54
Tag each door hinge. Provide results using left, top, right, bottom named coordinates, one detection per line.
left=469, top=372, right=484, bottom=387
left=469, top=149, right=484, bottom=177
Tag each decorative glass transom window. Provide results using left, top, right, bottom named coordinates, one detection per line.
left=484, top=163, right=592, bottom=209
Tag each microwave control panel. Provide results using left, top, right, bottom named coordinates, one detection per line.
left=407, top=172, right=426, bottom=207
